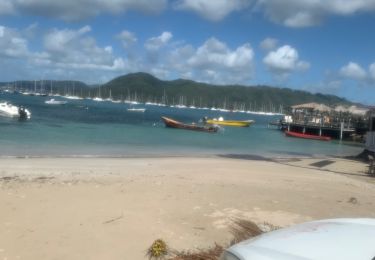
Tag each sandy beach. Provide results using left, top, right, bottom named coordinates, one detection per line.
left=1, top=156, right=374, bottom=259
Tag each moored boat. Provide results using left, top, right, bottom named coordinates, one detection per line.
left=45, top=99, right=67, bottom=105
left=285, top=131, right=331, bottom=141
left=204, top=117, right=254, bottom=127
left=127, top=108, right=146, bottom=112
left=161, top=116, right=218, bottom=133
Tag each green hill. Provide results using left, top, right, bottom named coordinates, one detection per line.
left=101, top=72, right=352, bottom=112
left=1, top=73, right=353, bottom=112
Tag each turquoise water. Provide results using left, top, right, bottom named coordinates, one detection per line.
left=0, top=93, right=364, bottom=157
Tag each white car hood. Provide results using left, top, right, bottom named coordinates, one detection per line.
left=227, top=218, right=375, bottom=260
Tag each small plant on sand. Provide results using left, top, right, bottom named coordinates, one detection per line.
left=147, top=239, right=169, bottom=259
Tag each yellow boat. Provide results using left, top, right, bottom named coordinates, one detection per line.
left=205, top=118, right=254, bottom=127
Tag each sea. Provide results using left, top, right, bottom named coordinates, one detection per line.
left=0, top=92, right=364, bottom=158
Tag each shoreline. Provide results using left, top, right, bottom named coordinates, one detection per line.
left=1, top=156, right=374, bottom=259
left=0, top=152, right=358, bottom=160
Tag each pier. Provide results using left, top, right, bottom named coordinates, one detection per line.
left=275, top=103, right=369, bottom=141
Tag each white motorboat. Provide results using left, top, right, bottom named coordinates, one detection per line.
left=93, top=97, right=104, bottom=102
left=45, top=99, right=67, bottom=105
left=0, top=102, right=31, bottom=119
left=64, top=95, right=83, bottom=100
left=127, top=108, right=146, bottom=112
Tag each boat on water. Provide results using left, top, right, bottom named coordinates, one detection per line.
left=45, top=99, right=67, bottom=105
left=93, top=97, right=104, bottom=102
left=0, top=102, right=31, bottom=119
left=285, top=130, right=331, bottom=141
left=161, top=116, right=219, bottom=133
left=127, top=108, right=146, bottom=112
left=204, top=117, right=254, bottom=127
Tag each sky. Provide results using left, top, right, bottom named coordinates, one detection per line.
left=0, top=0, right=375, bottom=105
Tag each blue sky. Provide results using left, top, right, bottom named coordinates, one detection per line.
left=0, top=0, right=374, bottom=104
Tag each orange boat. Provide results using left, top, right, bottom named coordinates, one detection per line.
left=161, top=116, right=218, bottom=133
left=285, top=131, right=331, bottom=141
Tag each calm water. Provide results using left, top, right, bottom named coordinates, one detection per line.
left=0, top=93, right=364, bottom=157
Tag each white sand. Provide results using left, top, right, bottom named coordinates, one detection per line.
left=0, top=156, right=374, bottom=259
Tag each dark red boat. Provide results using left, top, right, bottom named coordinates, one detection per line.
left=285, top=131, right=331, bottom=141
left=161, top=116, right=218, bottom=133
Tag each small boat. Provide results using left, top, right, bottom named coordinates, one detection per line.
left=161, top=116, right=219, bottom=133
left=205, top=117, right=254, bottom=127
left=285, top=131, right=331, bottom=141
left=0, top=102, right=31, bottom=119
left=93, top=97, right=104, bottom=102
left=45, top=99, right=67, bottom=105
left=127, top=108, right=146, bottom=112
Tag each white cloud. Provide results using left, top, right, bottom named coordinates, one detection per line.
left=173, top=0, right=375, bottom=27
left=44, top=26, right=91, bottom=53
left=0, top=24, right=132, bottom=82
left=0, top=0, right=14, bottom=15
left=3, top=0, right=167, bottom=21
left=263, top=45, right=310, bottom=76
left=116, top=30, right=137, bottom=48
left=339, top=62, right=367, bottom=81
left=42, top=26, right=126, bottom=71
left=174, top=0, right=250, bottom=21
left=260, top=37, right=278, bottom=51
left=255, top=0, right=375, bottom=27
left=0, top=25, right=29, bottom=58
left=145, top=31, right=173, bottom=51
left=170, top=37, right=255, bottom=84
left=369, top=63, right=375, bottom=81
left=188, top=38, right=253, bottom=68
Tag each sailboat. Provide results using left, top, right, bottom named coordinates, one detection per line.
left=93, top=85, right=104, bottom=102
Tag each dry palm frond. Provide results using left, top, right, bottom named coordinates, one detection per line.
left=148, top=219, right=278, bottom=260
left=230, top=218, right=263, bottom=245
left=260, top=222, right=281, bottom=232
left=170, top=244, right=224, bottom=260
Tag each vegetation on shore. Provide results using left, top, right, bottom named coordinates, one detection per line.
left=147, top=219, right=279, bottom=260
left=3, top=72, right=353, bottom=112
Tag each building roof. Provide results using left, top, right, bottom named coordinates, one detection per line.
left=291, top=102, right=332, bottom=112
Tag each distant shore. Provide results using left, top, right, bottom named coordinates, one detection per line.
left=1, top=156, right=374, bottom=259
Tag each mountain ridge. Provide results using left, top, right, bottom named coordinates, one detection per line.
left=102, top=72, right=353, bottom=110
left=1, top=72, right=358, bottom=111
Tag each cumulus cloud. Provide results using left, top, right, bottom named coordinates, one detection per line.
left=173, top=0, right=375, bottom=26
left=260, top=37, right=278, bottom=51
left=116, top=30, right=137, bottom=48
left=0, top=25, right=29, bottom=58
left=339, top=62, right=367, bottom=81
left=0, top=0, right=14, bottom=15
left=2, top=0, right=375, bottom=28
left=174, top=0, right=250, bottom=21
left=255, top=0, right=375, bottom=27
left=42, top=26, right=126, bottom=71
left=369, top=63, right=375, bottom=81
left=168, top=37, right=255, bottom=84
left=145, top=31, right=173, bottom=51
left=263, top=45, right=309, bottom=77
left=0, top=23, right=128, bottom=82
left=3, top=0, right=167, bottom=21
